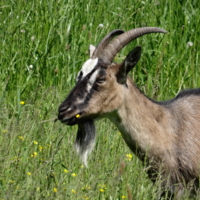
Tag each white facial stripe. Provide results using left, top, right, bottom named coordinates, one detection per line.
left=89, top=69, right=99, bottom=84
left=78, top=58, right=98, bottom=80
left=86, top=69, right=99, bottom=92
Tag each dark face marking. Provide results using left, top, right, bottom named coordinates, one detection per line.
left=58, top=59, right=107, bottom=125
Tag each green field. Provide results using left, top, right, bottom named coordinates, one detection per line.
left=0, top=0, right=200, bottom=199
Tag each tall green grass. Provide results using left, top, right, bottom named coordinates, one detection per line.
left=0, top=0, right=199, bottom=199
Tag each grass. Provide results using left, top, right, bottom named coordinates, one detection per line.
left=0, top=0, right=199, bottom=199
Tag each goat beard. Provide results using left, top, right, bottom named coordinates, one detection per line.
left=75, top=119, right=96, bottom=167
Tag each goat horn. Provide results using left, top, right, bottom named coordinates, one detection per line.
left=92, top=29, right=124, bottom=58
left=99, top=27, right=167, bottom=64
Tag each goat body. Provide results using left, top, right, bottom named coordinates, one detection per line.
left=58, top=27, right=200, bottom=197
left=112, top=77, right=200, bottom=194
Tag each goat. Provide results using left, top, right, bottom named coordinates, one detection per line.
left=58, top=27, right=200, bottom=198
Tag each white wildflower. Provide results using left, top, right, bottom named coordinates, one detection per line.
left=31, top=36, right=35, bottom=41
left=98, top=24, right=104, bottom=28
left=29, top=65, right=33, bottom=69
left=187, top=41, right=193, bottom=48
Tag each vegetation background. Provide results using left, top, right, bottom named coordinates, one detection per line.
left=0, top=0, right=199, bottom=199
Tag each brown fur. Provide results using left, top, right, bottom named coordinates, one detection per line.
left=58, top=48, right=200, bottom=198
left=82, top=66, right=200, bottom=196
left=107, top=76, right=200, bottom=197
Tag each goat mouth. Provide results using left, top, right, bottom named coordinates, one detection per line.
left=58, top=113, right=84, bottom=126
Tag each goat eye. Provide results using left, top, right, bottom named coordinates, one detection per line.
left=96, top=78, right=106, bottom=84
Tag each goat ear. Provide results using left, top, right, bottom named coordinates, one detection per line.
left=117, top=46, right=142, bottom=84
left=89, top=45, right=96, bottom=58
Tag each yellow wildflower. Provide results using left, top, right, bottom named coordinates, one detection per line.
left=53, top=187, right=57, bottom=192
left=20, top=101, right=25, bottom=105
left=39, top=145, right=43, bottom=152
left=126, top=153, right=133, bottom=161
left=71, top=173, right=77, bottom=177
left=19, top=136, right=25, bottom=140
left=31, top=152, right=38, bottom=157
left=27, top=172, right=31, bottom=176
left=100, top=188, right=105, bottom=192
left=122, top=196, right=127, bottom=199
left=71, top=189, right=76, bottom=193
left=76, top=114, right=81, bottom=118
left=33, top=141, right=38, bottom=145
left=2, top=130, right=8, bottom=133
left=63, top=169, right=68, bottom=173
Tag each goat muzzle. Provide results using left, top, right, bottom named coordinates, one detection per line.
left=58, top=105, right=83, bottom=126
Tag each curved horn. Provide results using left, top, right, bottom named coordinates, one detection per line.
left=92, top=29, right=124, bottom=58
left=99, top=27, right=167, bottom=64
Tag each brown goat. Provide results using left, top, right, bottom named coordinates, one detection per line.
left=58, top=27, right=200, bottom=198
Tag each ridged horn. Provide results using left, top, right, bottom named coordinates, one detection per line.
left=92, top=29, right=124, bottom=58
left=99, top=27, right=167, bottom=64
